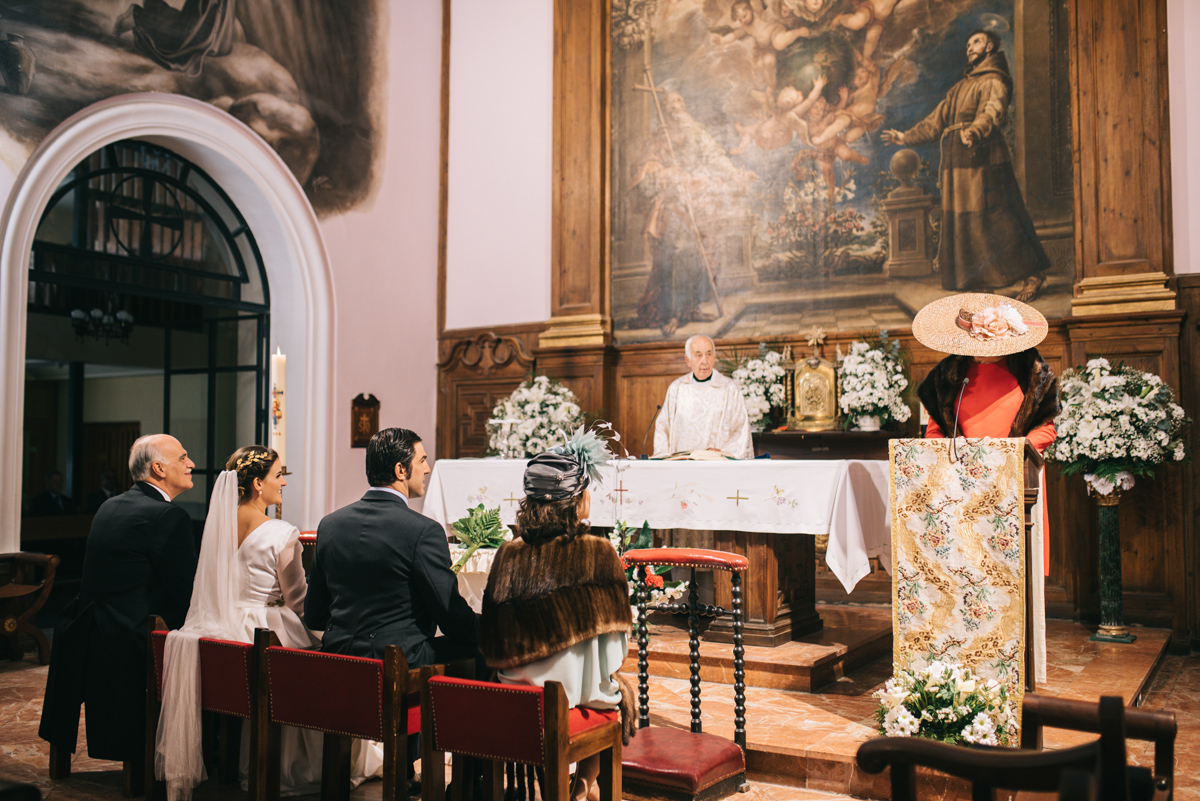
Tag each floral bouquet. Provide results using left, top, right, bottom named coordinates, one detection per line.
left=875, top=660, right=1013, bottom=746
left=486, top=375, right=585, bottom=458
left=838, top=332, right=911, bottom=430
left=729, top=345, right=789, bottom=430
left=1045, top=358, right=1189, bottom=496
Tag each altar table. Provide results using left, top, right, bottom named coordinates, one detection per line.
left=425, top=458, right=891, bottom=646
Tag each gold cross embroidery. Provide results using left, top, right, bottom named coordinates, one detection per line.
left=503, top=493, right=521, bottom=507
left=727, top=490, right=748, bottom=506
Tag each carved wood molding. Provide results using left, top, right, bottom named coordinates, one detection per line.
left=437, top=333, right=536, bottom=377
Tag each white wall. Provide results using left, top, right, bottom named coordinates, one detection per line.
left=443, top=0, right=553, bottom=331
left=1170, top=0, right=1200, bottom=274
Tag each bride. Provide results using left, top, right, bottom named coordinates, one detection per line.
left=155, top=446, right=379, bottom=801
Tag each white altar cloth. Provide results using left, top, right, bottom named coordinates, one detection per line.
left=425, top=458, right=891, bottom=593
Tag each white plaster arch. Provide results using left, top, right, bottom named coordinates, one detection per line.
left=0, top=93, right=335, bottom=550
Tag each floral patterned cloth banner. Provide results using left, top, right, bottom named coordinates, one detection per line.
left=890, top=437, right=1027, bottom=737
left=424, top=458, right=891, bottom=593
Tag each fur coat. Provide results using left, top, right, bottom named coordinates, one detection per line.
left=481, top=533, right=636, bottom=742
left=916, top=348, right=1060, bottom=438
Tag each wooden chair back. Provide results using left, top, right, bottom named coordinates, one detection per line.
left=0, top=551, right=59, bottom=664
left=1022, top=693, right=1176, bottom=799
left=420, top=675, right=621, bottom=801
left=857, top=695, right=1173, bottom=801
left=144, top=617, right=265, bottom=801
left=261, top=631, right=418, bottom=801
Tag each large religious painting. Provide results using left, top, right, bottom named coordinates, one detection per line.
left=610, top=0, right=1074, bottom=343
left=0, top=0, right=382, bottom=215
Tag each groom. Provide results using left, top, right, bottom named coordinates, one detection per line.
left=306, top=427, right=479, bottom=665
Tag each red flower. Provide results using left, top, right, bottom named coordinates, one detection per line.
left=646, top=573, right=665, bottom=589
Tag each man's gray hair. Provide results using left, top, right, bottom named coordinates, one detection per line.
left=128, top=435, right=166, bottom=482
left=684, top=334, right=714, bottom=355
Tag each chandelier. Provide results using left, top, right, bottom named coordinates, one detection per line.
left=70, top=305, right=134, bottom=344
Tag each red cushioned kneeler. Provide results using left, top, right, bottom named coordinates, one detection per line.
left=620, top=549, right=749, bottom=801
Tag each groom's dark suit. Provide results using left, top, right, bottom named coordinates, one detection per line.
left=306, top=490, right=479, bottom=666
left=39, top=482, right=197, bottom=761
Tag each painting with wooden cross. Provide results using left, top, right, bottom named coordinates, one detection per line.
left=609, top=0, right=1075, bottom=343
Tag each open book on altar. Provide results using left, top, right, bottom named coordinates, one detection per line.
left=656, top=449, right=739, bottom=461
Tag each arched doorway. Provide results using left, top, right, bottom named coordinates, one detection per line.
left=0, top=94, right=335, bottom=552
left=25, top=140, right=272, bottom=530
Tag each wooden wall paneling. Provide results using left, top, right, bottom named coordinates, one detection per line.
left=436, top=328, right=539, bottom=459
left=1068, top=0, right=1176, bottom=313
left=534, top=346, right=618, bottom=432
left=1176, top=276, right=1200, bottom=648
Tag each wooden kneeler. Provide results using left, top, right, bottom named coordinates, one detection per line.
left=621, top=548, right=750, bottom=801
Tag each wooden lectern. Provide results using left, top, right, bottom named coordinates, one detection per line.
left=890, top=436, right=1043, bottom=736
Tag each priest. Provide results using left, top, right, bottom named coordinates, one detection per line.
left=653, top=335, right=754, bottom=459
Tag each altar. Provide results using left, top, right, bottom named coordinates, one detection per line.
left=424, top=457, right=892, bottom=646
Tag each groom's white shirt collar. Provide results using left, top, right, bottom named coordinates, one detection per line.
left=369, top=486, right=409, bottom=506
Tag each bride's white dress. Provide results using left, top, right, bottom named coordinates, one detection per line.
left=236, top=520, right=384, bottom=794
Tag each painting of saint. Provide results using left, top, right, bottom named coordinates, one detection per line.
left=0, top=0, right=382, bottom=215
left=610, top=0, right=1074, bottom=343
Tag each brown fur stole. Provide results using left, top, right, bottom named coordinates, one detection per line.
left=481, top=534, right=631, bottom=670
left=916, top=348, right=1060, bottom=438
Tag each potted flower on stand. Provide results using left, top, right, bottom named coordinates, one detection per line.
left=485, top=375, right=585, bottom=458
left=838, top=333, right=911, bottom=431
left=1045, top=358, right=1189, bottom=642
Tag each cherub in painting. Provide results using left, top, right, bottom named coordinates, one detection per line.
left=710, top=0, right=815, bottom=107
left=811, top=53, right=907, bottom=146
left=830, top=0, right=904, bottom=60
left=730, top=72, right=829, bottom=154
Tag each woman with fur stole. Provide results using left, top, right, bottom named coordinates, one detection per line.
left=480, top=432, right=635, bottom=801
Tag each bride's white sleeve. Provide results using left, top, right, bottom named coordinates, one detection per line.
left=278, top=529, right=308, bottom=619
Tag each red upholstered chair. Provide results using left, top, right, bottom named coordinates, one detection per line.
left=420, top=675, right=622, bottom=801
left=261, top=631, right=423, bottom=801
left=145, top=617, right=266, bottom=801
left=621, top=548, right=749, bottom=801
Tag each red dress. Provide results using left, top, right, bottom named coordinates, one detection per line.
left=924, top=361, right=1054, bottom=572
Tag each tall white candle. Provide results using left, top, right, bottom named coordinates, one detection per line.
left=270, top=347, right=287, bottom=468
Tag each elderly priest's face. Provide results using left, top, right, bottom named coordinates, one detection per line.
left=686, top=337, right=716, bottom=381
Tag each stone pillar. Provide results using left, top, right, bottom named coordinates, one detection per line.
left=878, top=149, right=936, bottom=279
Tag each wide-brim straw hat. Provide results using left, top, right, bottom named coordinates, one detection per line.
left=911, top=293, right=1048, bottom=357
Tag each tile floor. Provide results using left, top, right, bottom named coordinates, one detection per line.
left=0, top=625, right=1195, bottom=801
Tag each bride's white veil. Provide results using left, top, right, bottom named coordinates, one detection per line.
left=155, top=470, right=243, bottom=801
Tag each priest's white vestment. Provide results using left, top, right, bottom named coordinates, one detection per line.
left=652, top=370, right=754, bottom=459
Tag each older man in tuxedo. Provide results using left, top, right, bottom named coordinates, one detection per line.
left=40, top=434, right=198, bottom=783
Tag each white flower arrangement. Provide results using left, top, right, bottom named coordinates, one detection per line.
left=1046, top=358, right=1189, bottom=494
left=730, top=346, right=789, bottom=429
left=875, top=660, right=1013, bottom=746
left=486, top=375, right=585, bottom=458
left=838, top=334, right=911, bottom=428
